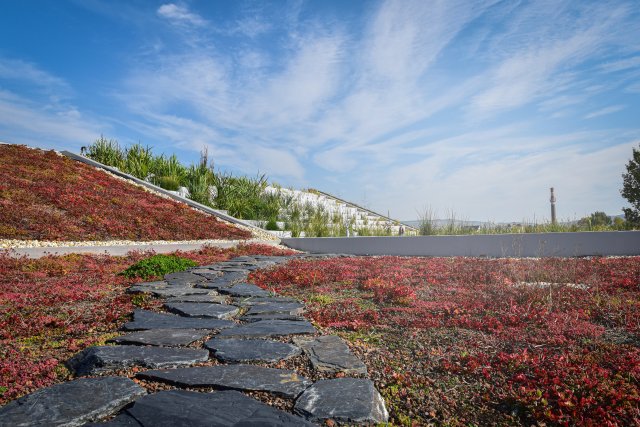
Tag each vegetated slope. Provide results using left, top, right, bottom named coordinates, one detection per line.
left=0, top=145, right=250, bottom=241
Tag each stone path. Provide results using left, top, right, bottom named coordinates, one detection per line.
left=0, top=254, right=388, bottom=426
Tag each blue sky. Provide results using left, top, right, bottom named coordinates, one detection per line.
left=1, top=0, right=639, bottom=222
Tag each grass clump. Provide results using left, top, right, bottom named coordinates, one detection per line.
left=120, top=254, right=197, bottom=279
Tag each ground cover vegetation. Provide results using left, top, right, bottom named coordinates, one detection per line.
left=250, top=256, right=640, bottom=426
left=0, top=243, right=295, bottom=405
left=85, top=137, right=400, bottom=237
left=0, top=144, right=250, bottom=241
left=120, top=254, right=198, bottom=279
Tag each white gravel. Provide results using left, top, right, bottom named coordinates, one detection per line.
left=0, top=238, right=284, bottom=250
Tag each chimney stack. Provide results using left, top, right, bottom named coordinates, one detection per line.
left=550, top=187, right=557, bottom=225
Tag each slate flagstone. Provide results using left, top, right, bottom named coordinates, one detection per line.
left=294, top=335, right=368, bottom=375
left=205, top=337, right=301, bottom=363
left=88, top=390, right=314, bottom=426
left=165, top=294, right=228, bottom=304
left=217, top=283, right=271, bottom=297
left=109, top=329, right=210, bottom=347
left=294, top=378, right=389, bottom=424
left=122, top=309, right=236, bottom=331
left=0, top=377, right=146, bottom=427
left=217, top=319, right=316, bottom=338
left=245, top=301, right=305, bottom=316
left=164, top=302, right=239, bottom=319
left=66, top=345, right=209, bottom=376
left=138, top=364, right=311, bottom=398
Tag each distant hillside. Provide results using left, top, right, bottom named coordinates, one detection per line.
left=0, top=144, right=251, bottom=241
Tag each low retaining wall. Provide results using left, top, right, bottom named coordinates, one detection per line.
left=281, top=231, right=640, bottom=257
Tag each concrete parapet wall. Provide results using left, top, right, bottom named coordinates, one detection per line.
left=281, top=232, right=640, bottom=257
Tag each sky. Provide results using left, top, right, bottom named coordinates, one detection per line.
left=1, top=0, right=639, bottom=222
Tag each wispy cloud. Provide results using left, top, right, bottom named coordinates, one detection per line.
left=0, top=57, right=71, bottom=99
left=469, top=2, right=629, bottom=117
left=13, top=0, right=630, bottom=219
left=600, top=55, right=640, bottom=72
left=0, top=56, right=104, bottom=148
left=584, top=105, right=625, bottom=119
left=157, top=3, right=207, bottom=27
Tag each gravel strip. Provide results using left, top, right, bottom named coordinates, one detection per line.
left=0, top=238, right=285, bottom=250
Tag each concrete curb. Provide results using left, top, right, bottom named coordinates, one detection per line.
left=281, top=231, right=640, bottom=257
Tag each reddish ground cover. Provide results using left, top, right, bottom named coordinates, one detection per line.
left=0, top=144, right=250, bottom=241
left=250, top=256, right=640, bottom=426
left=0, top=243, right=295, bottom=405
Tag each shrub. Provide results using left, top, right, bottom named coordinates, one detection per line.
left=154, top=175, right=181, bottom=191
left=265, top=219, right=279, bottom=230
left=120, top=254, right=197, bottom=279
left=86, top=136, right=124, bottom=167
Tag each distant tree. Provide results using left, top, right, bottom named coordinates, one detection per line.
left=578, top=211, right=612, bottom=229
left=613, top=216, right=626, bottom=230
left=590, top=211, right=612, bottom=227
left=621, top=144, right=640, bottom=226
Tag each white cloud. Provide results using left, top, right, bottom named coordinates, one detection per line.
left=0, top=91, right=103, bottom=149
left=0, top=57, right=101, bottom=149
left=469, top=2, right=632, bottom=117
left=600, top=56, right=640, bottom=72
left=108, top=0, right=638, bottom=220
left=0, top=57, right=71, bottom=98
left=157, top=3, right=207, bottom=27
left=362, top=133, right=636, bottom=221
left=232, top=17, right=272, bottom=38
left=584, top=105, right=625, bottom=119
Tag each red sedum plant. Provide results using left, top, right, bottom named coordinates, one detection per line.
left=0, top=145, right=250, bottom=241
left=250, top=256, right=640, bottom=426
left=0, top=243, right=295, bottom=405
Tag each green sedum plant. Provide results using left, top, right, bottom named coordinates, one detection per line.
left=120, top=254, right=197, bottom=280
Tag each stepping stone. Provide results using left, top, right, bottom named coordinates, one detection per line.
left=240, top=314, right=306, bottom=322
left=205, top=337, right=301, bottom=363
left=85, top=413, right=141, bottom=426
left=0, top=377, right=145, bottom=426
left=126, top=281, right=166, bottom=293
left=195, top=273, right=249, bottom=290
left=109, top=329, right=209, bottom=347
left=122, top=309, right=236, bottom=331
left=233, top=295, right=299, bottom=306
left=66, top=345, right=209, bottom=376
left=194, top=280, right=235, bottom=290
left=90, top=390, right=314, bottom=426
left=164, top=302, right=239, bottom=319
left=189, top=267, right=223, bottom=276
left=218, top=266, right=257, bottom=272
left=166, top=294, right=228, bottom=304
left=164, top=271, right=205, bottom=284
left=218, top=283, right=270, bottom=297
left=294, top=335, right=368, bottom=375
left=138, top=364, right=312, bottom=398
left=129, top=283, right=215, bottom=298
left=218, top=319, right=316, bottom=338
left=228, top=256, right=256, bottom=262
left=294, top=378, right=389, bottom=424
left=245, top=301, right=305, bottom=316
